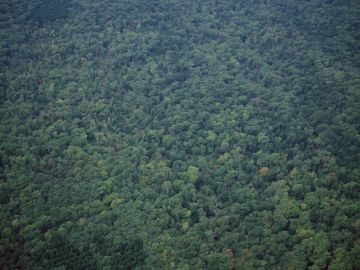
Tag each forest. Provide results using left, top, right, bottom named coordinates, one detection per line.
left=0, top=0, right=359, bottom=269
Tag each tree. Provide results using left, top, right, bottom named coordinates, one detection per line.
left=187, top=166, right=199, bottom=183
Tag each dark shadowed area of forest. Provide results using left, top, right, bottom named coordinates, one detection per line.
left=0, top=0, right=359, bottom=269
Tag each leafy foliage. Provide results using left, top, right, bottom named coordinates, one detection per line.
left=1, top=0, right=359, bottom=269
left=32, top=0, right=73, bottom=23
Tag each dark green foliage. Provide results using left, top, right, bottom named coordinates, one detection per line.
left=1, top=0, right=359, bottom=269
left=32, top=0, right=72, bottom=23
left=109, top=239, right=146, bottom=270
left=33, top=233, right=97, bottom=269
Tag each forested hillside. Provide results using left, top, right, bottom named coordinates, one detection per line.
left=0, top=0, right=359, bottom=269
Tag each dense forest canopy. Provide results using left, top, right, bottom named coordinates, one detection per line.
left=0, top=0, right=359, bottom=269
